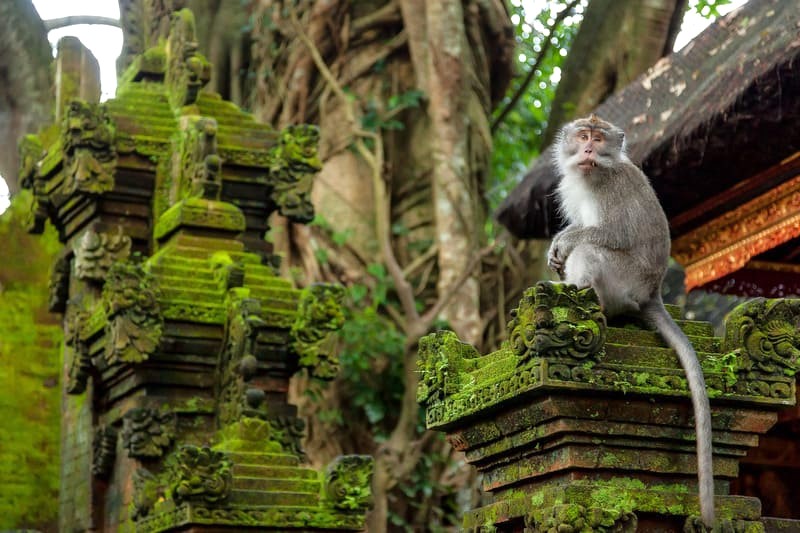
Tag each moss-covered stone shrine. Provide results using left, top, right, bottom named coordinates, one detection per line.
left=418, top=282, right=800, bottom=532
left=20, top=9, right=372, bottom=532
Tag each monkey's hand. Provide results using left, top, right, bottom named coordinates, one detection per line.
left=547, top=238, right=567, bottom=278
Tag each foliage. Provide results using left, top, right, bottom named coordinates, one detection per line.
left=334, top=280, right=406, bottom=436
left=692, top=0, right=734, bottom=18
left=0, top=192, right=62, bottom=530
left=389, top=434, right=461, bottom=532
left=488, top=0, right=733, bottom=218
left=489, top=1, right=585, bottom=214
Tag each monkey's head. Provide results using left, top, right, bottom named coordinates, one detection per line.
left=555, top=114, right=626, bottom=178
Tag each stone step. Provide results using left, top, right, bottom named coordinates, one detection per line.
left=227, top=451, right=300, bottom=467
left=171, top=246, right=262, bottom=265
left=232, top=464, right=319, bottom=480
left=243, top=270, right=295, bottom=290
left=229, top=489, right=319, bottom=507
left=169, top=234, right=246, bottom=253
left=150, top=264, right=217, bottom=281
left=149, top=254, right=208, bottom=269
left=603, top=343, right=723, bottom=369
left=608, top=318, right=715, bottom=338
left=232, top=476, right=321, bottom=493
left=157, top=278, right=224, bottom=291
left=248, top=286, right=301, bottom=304
left=606, top=327, right=722, bottom=353
left=160, top=287, right=225, bottom=302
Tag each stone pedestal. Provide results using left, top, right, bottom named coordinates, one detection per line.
left=418, top=283, right=800, bottom=532
left=21, top=7, right=371, bottom=532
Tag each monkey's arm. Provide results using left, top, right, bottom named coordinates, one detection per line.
left=553, top=226, right=632, bottom=257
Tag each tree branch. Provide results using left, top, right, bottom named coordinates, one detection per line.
left=490, top=0, right=579, bottom=133
left=44, top=16, right=120, bottom=31
left=420, top=244, right=494, bottom=328
left=288, top=5, right=419, bottom=326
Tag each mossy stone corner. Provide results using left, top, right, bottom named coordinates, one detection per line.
left=18, top=6, right=373, bottom=532
left=418, top=281, right=800, bottom=531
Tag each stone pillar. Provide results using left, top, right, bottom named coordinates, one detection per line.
left=22, top=7, right=372, bottom=532
left=418, top=282, right=800, bottom=531
left=55, top=36, right=100, bottom=121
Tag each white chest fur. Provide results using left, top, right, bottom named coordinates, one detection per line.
left=557, top=176, right=600, bottom=227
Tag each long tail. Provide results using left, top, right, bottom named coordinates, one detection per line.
left=641, top=298, right=715, bottom=527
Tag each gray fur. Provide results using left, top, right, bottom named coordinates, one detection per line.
left=548, top=115, right=715, bottom=527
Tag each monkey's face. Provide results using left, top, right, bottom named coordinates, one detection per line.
left=557, top=116, right=626, bottom=177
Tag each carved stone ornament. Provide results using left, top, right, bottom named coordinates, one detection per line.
left=509, top=282, right=607, bottom=365
left=167, top=445, right=232, bottom=504
left=291, top=283, right=346, bottom=380
left=176, top=117, right=221, bottom=201
left=683, top=516, right=764, bottom=533
left=268, top=124, right=322, bottom=223
left=218, top=298, right=267, bottom=426
left=121, top=407, right=176, bottom=458
left=74, top=226, right=132, bottom=281
left=132, top=468, right=161, bottom=520
left=48, top=253, right=71, bottom=313
left=61, top=99, right=117, bottom=195
left=18, top=134, right=43, bottom=190
left=165, top=9, right=211, bottom=108
left=102, top=261, right=163, bottom=364
left=65, top=310, right=92, bottom=394
left=270, top=415, right=307, bottom=459
left=18, top=134, right=48, bottom=234
left=117, top=0, right=181, bottom=72
left=323, top=455, right=374, bottom=511
left=417, top=330, right=479, bottom=406
left=524, top=504, right=637, bottom=533
left=92, top=425, right=118, bottom=479
left=723, top=297, right=800, bottom=377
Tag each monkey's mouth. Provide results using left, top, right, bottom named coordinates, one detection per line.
left=577, top=159, right=597, bottom=170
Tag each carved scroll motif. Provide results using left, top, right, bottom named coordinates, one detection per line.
left=65, top=310, right=92, bottom=394
left=167, top=445, right=232, bottom=504
left=323, top=455, right=375, bottom=511
left=74, top=226, right=132, bottom=281
left=268, top=125, right=322, bottom=223
left=509, top=282, right=607, bottom=365
left=290, top=283, right=346, bottom=380
left=92, top=426, right=118, bottom=479
left=102, top=261, right=163, bottom=364
left=62, top=100, right=117, bottom=195
left=122, top=407, right=176, bottom=458
left=524, top=504, right=637, bottom=533
left=722, top=298, right=800, bottom=398
left=417, top=330, right=479, bottom=406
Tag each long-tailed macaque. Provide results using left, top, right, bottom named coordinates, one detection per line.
left=547, top=114, right=714, bottom=527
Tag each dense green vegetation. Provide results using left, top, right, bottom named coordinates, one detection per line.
left=0, top=192, right=62, bottom=530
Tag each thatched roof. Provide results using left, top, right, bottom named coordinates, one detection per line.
left=497, top=0, right=800, bottom=239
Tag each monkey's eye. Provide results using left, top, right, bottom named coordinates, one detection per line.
left=578, top=133, right=589, bottom=141
left=593, top=136, right=603, bottom=143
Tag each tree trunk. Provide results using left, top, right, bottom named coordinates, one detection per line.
left=248, top=0, right=513, bottom=529
left=541, top=0, right=687, bottom=146
left=0, top=0, right=53, bottom=194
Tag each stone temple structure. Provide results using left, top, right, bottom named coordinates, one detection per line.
left=418, top=282, right=800, bottom=532
left=20, top=8, right=372, bottom=532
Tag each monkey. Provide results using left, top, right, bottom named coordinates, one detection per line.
left=546, top=114, right=714, bottom=528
